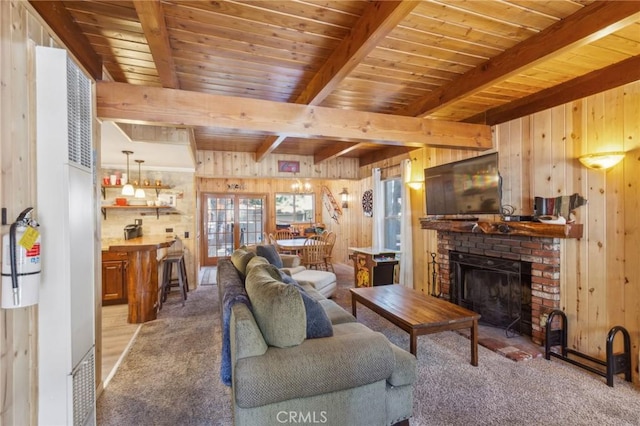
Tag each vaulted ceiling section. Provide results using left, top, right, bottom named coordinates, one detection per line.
left=30, top=1, right=640, bottom=166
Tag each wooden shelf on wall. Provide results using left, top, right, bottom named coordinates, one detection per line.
left=419, top=218, right=583, bottom=239
left=101, top=205, right=172, bottom=219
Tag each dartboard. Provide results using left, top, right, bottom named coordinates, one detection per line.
left=362, top=189, right=373, bottom=217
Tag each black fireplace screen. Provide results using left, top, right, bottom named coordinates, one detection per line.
left=449, top=251, right=532, bottom=336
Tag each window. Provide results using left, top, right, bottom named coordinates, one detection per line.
left=383, top=178, right=402, bottom=251
left=275, top=193, right=315, bottom=224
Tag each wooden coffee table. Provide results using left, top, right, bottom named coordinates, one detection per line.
left=350, top=285, right=481, bottom=366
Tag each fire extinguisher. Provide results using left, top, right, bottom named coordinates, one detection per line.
left=1, top=207, right=41, bottom=309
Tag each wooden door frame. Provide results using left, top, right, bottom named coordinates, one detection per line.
left=199, top=192, right=267, bottom=266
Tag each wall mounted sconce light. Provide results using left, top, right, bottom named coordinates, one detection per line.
left=121, top=150, right=135, bottom=196
left=406, top=179, right=424, bottom=190
left=578, top=151, right=625, bottom=170
left=340, top=188, right=348, bottom=208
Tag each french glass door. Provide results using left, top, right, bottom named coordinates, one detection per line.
left=201, top=193, right=266, bottom=266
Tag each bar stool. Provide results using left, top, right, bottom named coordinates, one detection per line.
left=159, top=238, right=189, bottom=309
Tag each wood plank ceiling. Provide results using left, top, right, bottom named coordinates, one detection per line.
left=31, top=0, right=640, bottom=166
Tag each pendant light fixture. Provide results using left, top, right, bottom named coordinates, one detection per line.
left=134, top=159, right=146, bottom=198
left=121, top=150, right=135, bottom=196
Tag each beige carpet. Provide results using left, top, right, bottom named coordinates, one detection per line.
left=96, top=285, right=232, bottom=425
left=97, top=263, right=640, bottom=426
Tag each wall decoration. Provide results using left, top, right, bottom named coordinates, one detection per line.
left=226, top=183, right=246, bottom=191
left=362, top=189, right=373, bottom=217
left=321, top=186, right=342, bottom=224
left=278, top=160, right=300, bottom=173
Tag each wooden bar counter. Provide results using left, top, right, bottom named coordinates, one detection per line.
left=103, top=235, right=176, bottom=323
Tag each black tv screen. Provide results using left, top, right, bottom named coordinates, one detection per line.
left=424, top=153, right=501, bottom=217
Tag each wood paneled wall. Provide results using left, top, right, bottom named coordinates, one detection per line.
left=406, top=82, right=640, bottom=384
left=196, top=177, right=358, bottom=267
left=1, top=1, right=58, bottom=422
left=196, top=150, right=359, bottom=180
left=491, top=82, right=639, bottom=384
left=196, top=150, right=361, bottom=267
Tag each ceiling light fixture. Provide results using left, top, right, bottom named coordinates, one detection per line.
left=578, top=151, right=625, bottom=170
left=121, top=150, right=135, bottom=196
left=134, top=159, right=146, bottom=199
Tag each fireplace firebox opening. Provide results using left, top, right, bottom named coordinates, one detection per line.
left=449, top=251, right=532, bottom=337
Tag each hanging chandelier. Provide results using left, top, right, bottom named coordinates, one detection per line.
left=291, top=179, right=312, bottom=193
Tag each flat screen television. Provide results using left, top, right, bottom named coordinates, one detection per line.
left=424, top=152, right=501, bottom=217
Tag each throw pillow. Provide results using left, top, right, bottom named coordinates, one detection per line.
left=269, top=267, right=333, bottom=339
left=230, top=249, right=256, bottom=278
left=245, top=265, right=306, bottom=348
left=245, top=255, right=269, bottom=277
left=256, top=244, right=283, bottom=269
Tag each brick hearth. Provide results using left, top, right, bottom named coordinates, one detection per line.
left=436, top=231, right=561, bottom=345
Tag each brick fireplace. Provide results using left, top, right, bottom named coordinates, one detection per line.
left=420, top=219, right=583, bottom=345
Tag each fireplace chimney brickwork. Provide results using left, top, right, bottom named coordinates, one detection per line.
left=436, top=231, right=561, bottom=345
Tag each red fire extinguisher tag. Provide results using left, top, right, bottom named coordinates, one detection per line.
left=25, top=243, right=40, bottom=257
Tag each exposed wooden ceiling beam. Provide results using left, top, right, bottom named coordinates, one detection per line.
left=465, top=55, right=640, bottom=126
left=314, top=142, right=364, bottom=164
left=96, top=81, right=492, bottom=150
left=400, top=1, right=640, bottom=118
left=297, top=0, right=419, bottom=107
left=28, top=0, right=102, bottom=80
left=255, top=1, right=418, bottom=162
left=133, top=0, right=179, bottom=89
left=255, top=135, right=287, bottom=162
left=359, top=147, right=413, bottom=167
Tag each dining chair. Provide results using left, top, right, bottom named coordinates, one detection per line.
left=274, top=229, right=293, bottom=240
left=321, top=231, right=336, bottom=273
left=300, top=235, right=325, bottom=270
left=274, top=229, right=294, bottom=253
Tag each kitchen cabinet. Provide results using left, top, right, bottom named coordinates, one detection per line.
left=104, top=236, right=176, bottom=323
left=102, top=251, right=128, bottom=305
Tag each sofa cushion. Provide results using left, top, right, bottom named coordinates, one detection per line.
left=245, top=265, right=306, bottom=348
left=319, top=299, right=357, bottom=325
left=259, top=265, right=333, bottom=339
left=245, top=255, right=269, bottom=277
left=256, top=244, right=283, bottom=268
left=230, top=249, right=256, bottom=278
left=293, top=269, right=335, bottom=289
left=234, top=331, right=395, bottom=408
left=293, top=269, right=337, bottom=298
left=387, top=342, right=417, bottom=387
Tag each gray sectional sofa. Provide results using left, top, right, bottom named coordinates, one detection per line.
left=218, top=249, right=416, bottom=426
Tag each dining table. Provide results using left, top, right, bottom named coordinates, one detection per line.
left=276, top=237, right=325, bottom=255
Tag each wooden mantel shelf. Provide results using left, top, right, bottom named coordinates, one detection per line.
left=419, top=218, right=583, bottom=239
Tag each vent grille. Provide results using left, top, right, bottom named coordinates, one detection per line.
left=72, top=348, right=95, bottom=426
left=66, top=56, right=92, bottom=170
